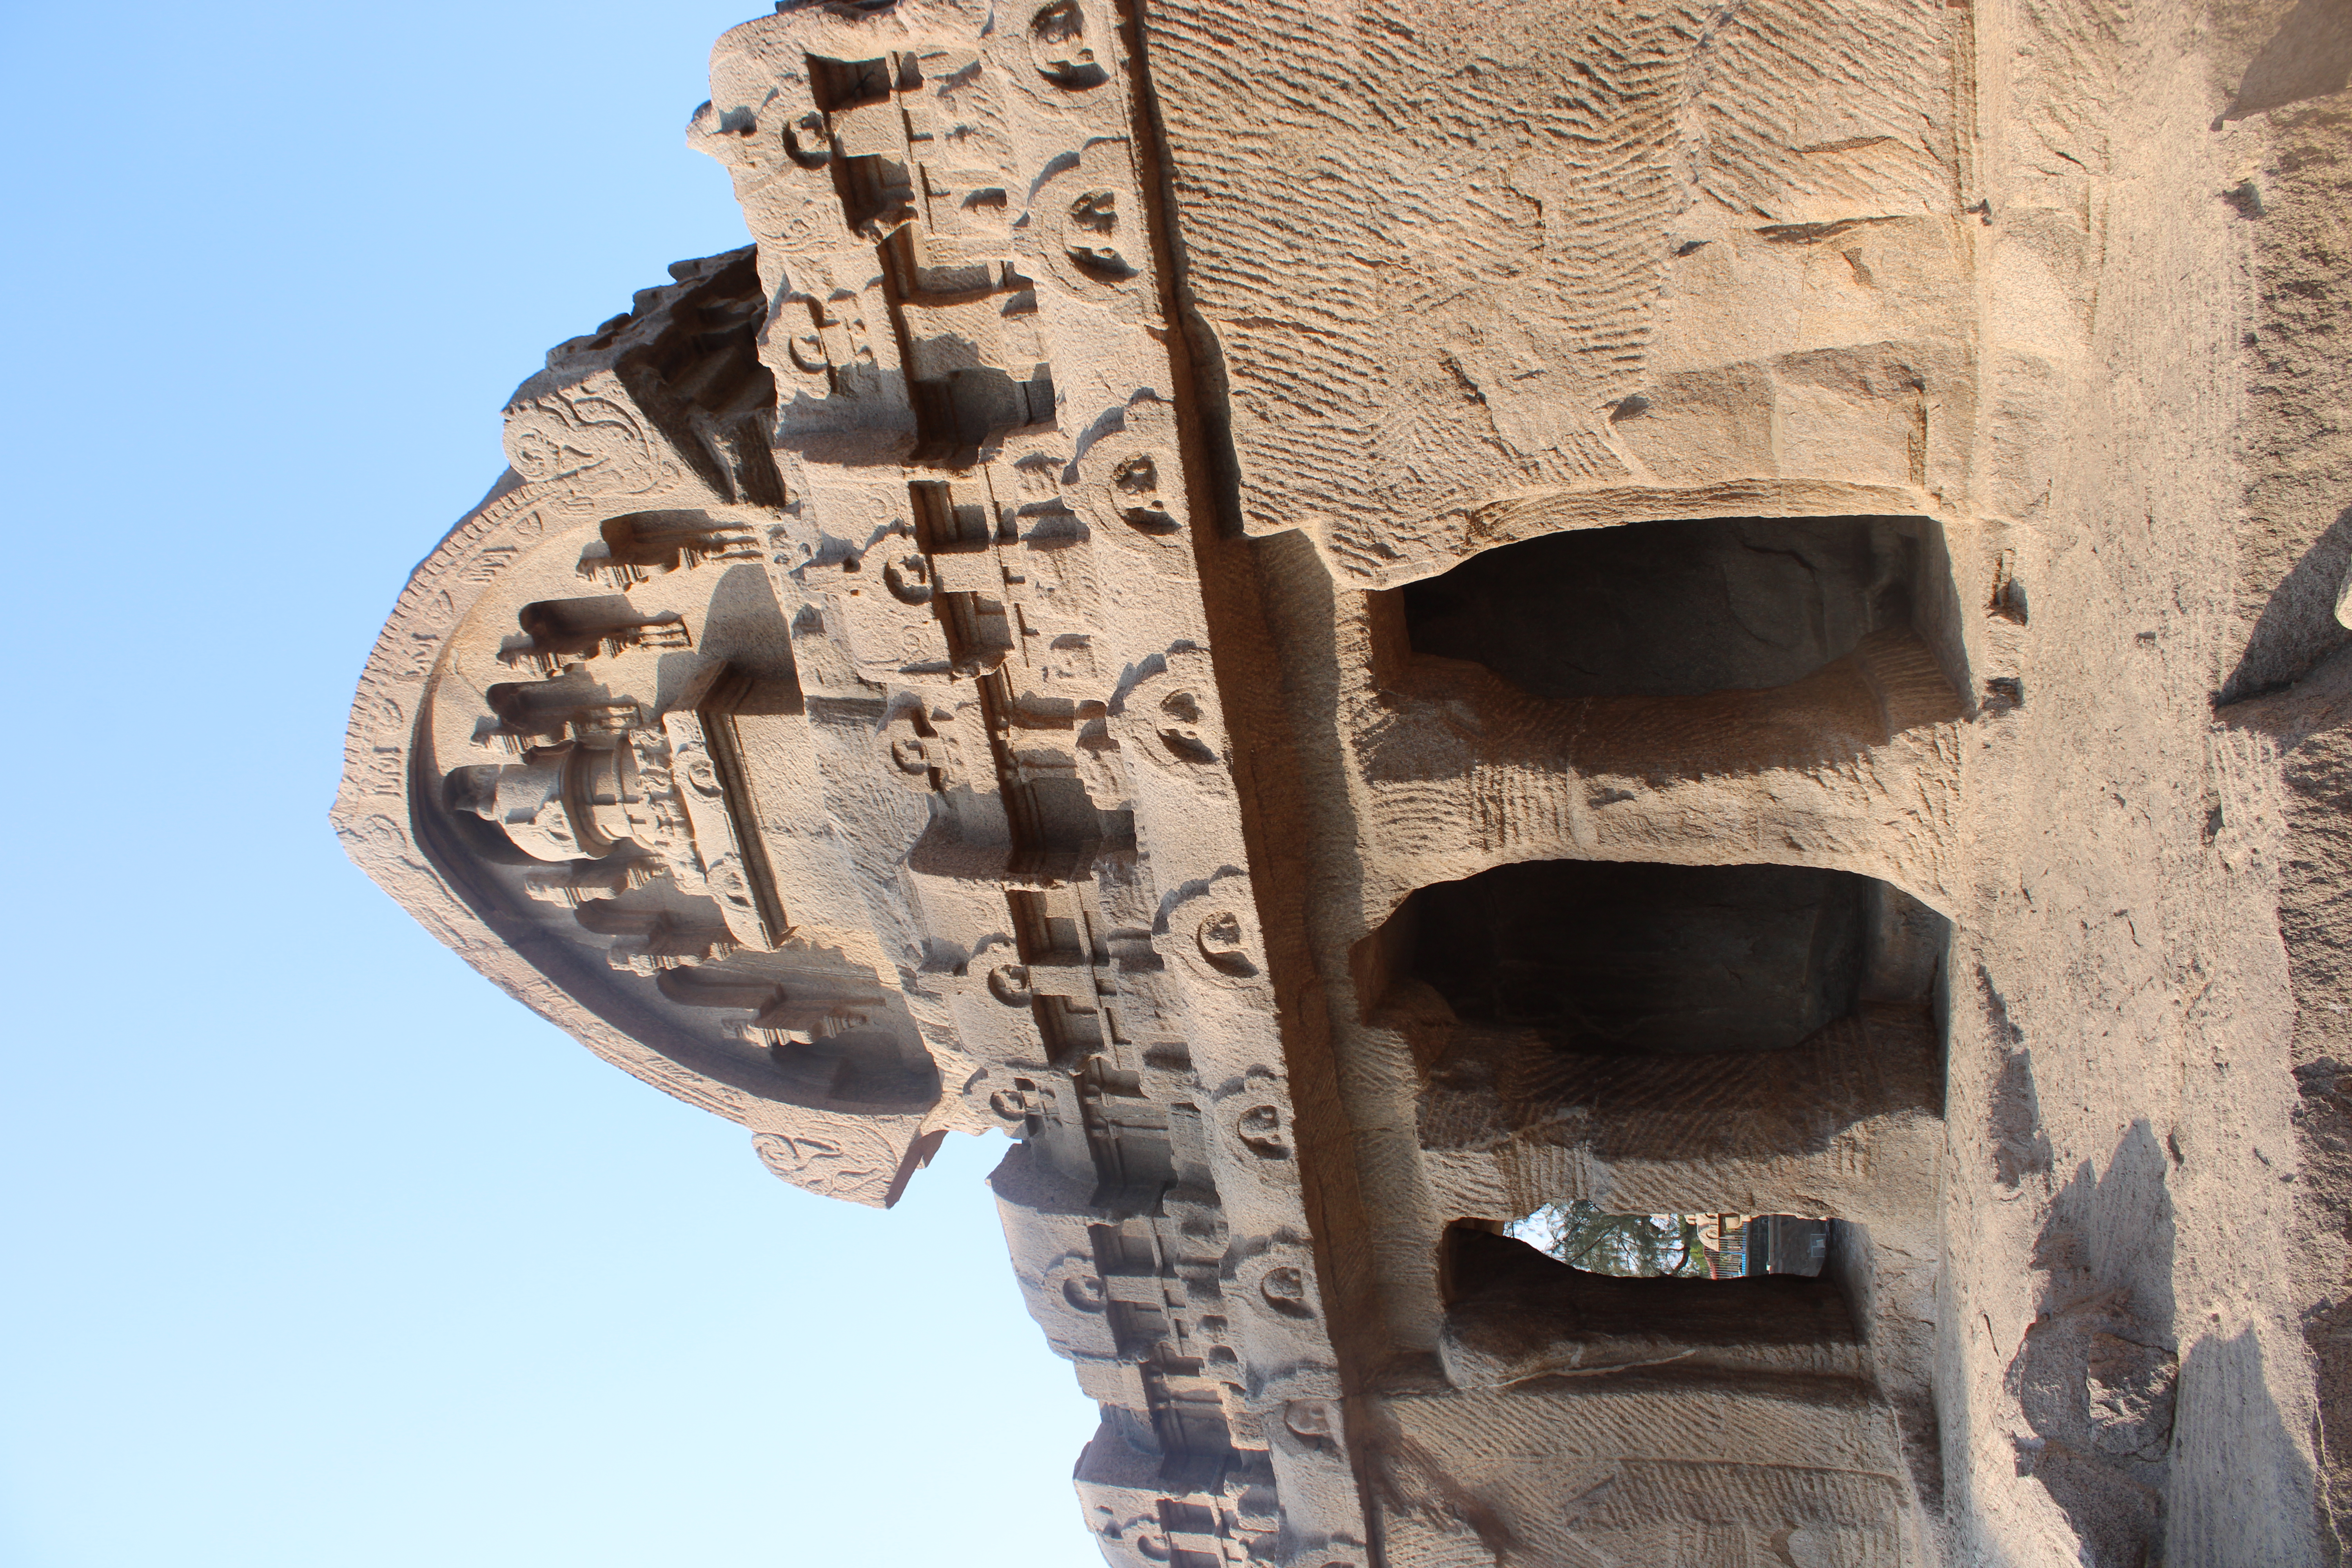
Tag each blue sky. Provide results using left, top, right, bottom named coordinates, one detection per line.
left=0, top=2, right=1103, bottom=1563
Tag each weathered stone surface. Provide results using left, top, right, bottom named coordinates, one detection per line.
left=337, top=0, right=2352, bottom=1561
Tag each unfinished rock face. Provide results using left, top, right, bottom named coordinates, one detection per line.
left=335, top=0, right=2352, bottom=1562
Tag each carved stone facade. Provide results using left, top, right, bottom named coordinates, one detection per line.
left=339, top=2, right=2352, bottom=1563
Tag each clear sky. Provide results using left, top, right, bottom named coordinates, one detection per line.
left=0, top=2, right=1105, bottom=1563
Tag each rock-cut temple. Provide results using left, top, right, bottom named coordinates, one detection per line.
left=338, top=1, right=2352, bottom=1562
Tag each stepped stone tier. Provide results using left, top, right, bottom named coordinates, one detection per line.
left=336, top=0, right=2352, bottom=1562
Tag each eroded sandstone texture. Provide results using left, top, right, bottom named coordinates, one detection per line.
left=337, top=0, right=2352, bottom=1561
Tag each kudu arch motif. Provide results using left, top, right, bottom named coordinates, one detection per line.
left=338, top=0, right=2352, bottom=1562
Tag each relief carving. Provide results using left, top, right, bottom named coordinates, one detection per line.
left=448, top=739, right=653, bottom=864
left=327, top=0, right=2343, bottom=1552
left=659, top=707, right=780, bottom=950
left=1074, top=395, right=1188, bottom=539
left=881, top=704, right=962, bottom=793
left=504, top=385, right=666, bottom=498
left=1192, top=909, right=1259, bottom=982
left=576, top=510, right=762, bottom=588
left=1027, top=0, right=1107, bottom=92
left=751, top=1123, right=907, bottom=1207
left=521, top=859, right=664, bottom=908
left=499, top=597, right=692, bottom=676
left=1026, top=143, right=1152, bottom=319
left=507, top=248, right=781, bottom=507
left=1048, top=1255, right=1111, bottom=1315
left=1218, top=1093, right=1291, bottom=1164
left=346, top=0, right=1369, bottom=1555
left=600, top=916, right=742, bottom=976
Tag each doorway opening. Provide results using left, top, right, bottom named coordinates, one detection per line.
left=1398, top=514, right=1958, bottom=700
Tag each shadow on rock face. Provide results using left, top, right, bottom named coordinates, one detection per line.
left=2221, top=503, right=2352, bottom=704
left=2221, top=642, right=2352, bottom=1561
left=2009, top=1121, right=2177, bottom=1566
left=2000, top=1128, right=2326, bottom=1561
left=2223, top=0, right=2352, bottom=122
left=1980, top=966, right=2055, bottom=1191
left=2169, top=1328, right=2329, bottom=1567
